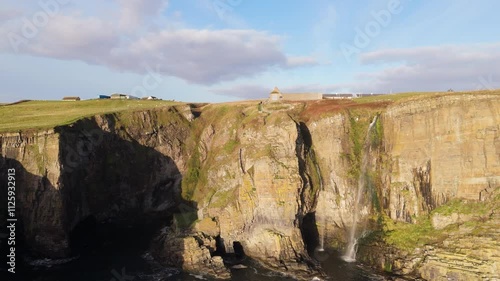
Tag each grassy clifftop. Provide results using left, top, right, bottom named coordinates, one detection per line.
left=0, top=99, right=181, bottom=132
left=353, top=89, right=500, bottom=104
left=2, top=90, right=498, bottom=133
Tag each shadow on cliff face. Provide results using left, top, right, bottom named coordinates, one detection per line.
left=295, top=121, right=322, bottom=260
left=301, top=213, right=320, bottom=256
left=55, top=118, right=197, bottom=257
left=0, top=156, right=44, bottom=279
left=0, top=115, right=198, bottom=278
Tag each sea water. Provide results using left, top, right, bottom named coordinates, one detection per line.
left=15, top=248, right=392, bottom=281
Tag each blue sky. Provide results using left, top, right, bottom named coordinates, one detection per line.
left=1, top=0, right=499, bottom=102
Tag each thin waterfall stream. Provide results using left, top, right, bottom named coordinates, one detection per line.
left=318, top=192, right=326, bottom=252
left=342, top=115, right=378, bottom=262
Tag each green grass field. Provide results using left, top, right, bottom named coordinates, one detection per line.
left=354, top=89, right=500, bottom=104
left=0, top=99, right=181, bottom=133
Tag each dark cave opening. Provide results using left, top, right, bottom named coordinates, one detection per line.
left=233, top=241, right=245, bottom=259
left=188, top=103, right=206, bottom=119
left=68, top=215, right=98, bottom=255
left=68, top=214, right=172, bottom=257
left=298, top=122, right=313, bottom=151
left=213, top=235, right=227, bottom=256
left=300, top=212, right=320, bottom=257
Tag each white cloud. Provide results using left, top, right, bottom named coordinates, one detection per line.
left=360, top=44, right=500, bottom=65
left=111, top=29, right=288, bottom=84
left=349, top=44, right=500, bottom=93
left=26, top=15, right=119, bottom=63
left=0, top=1, right=317, bottom=85
left=117, top=0, right=168, bottom=30
left=210, top=43, right=500, bottom=99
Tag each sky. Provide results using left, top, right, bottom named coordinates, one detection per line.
left=1, top=0, right=499, bottom=103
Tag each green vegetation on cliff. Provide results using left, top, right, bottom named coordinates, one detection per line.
left=380, top=192, right=499, bottom=251
left=381, top=215, right=438, bottom=251
left=181, top=102, right=308, bottom=209
left=344, top=109, right=386, bottom=214
left=183, top=147, right=205, bottom=200
left=181, top=104, right=250, bottom=203
left=305, top=149, right=323, bottom=196
left=0, top=99, right=180, bottom=132
left=432, top=197, right=493, bottom=216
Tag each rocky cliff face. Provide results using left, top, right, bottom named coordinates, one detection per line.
left=176, top=104, right=320, bottom=278
left=382, top=94, right=500, bottom=219
left=1, top=93, right=499, bottom=280
left=361, top=94, right=500, bottom=280
left=309, top=94, right=499, bottom=279
left=0, top=106, right=192, bottom=258
left=0, top=130, right=65, bottom=257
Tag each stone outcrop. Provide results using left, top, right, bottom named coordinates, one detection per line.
left=431, top=212, right=473, bottom=230
left=358, top=191, right=499, bottom=280
left=153, top=229, right=230, bottom=279
left=182, top=105, right=319, bottom=278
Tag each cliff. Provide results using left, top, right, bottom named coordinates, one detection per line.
left=0, top=92, right=499, bottom=280
left=0, top=106, right=193, bottom=258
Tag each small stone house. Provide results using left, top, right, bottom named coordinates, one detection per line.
left=141, top=96, right=160, bottom=100
left=110, top=93, right=127, bottom=99
left=268, top=86, right=323, bottom=101
left=269, top=87, right=283, bottom=102
left=62, top=96, right=81, bottom=101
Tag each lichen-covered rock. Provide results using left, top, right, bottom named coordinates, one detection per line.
left=183, top=106, right=316, bottom=275
left=359, top=189, right=500, bottom=280
left=194, top=217, right=220, bottom=237
left=1, top=93, right=499, bottom=280
left=309, top=113, right=372, bottom=248
left=431, top=212, right=473, bottom=230
left=153, top=230, right=230, bottom=279
left=0, top=130, right=68, bottom=257
left=383, top=94, right=500, bottom=220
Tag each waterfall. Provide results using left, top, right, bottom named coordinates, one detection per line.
left=318, top=194, right=326, bottom=251
left=342, top=115, right=378, bottom=262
